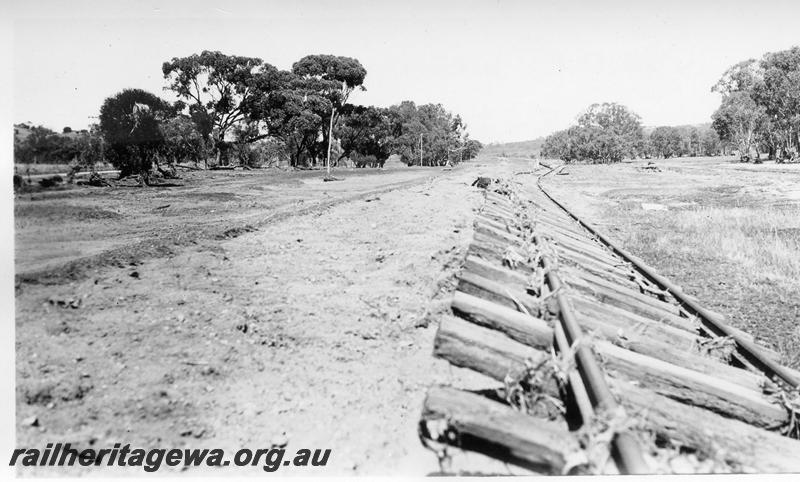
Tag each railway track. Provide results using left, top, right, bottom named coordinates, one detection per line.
left=418, top=163, right=800, bottom=474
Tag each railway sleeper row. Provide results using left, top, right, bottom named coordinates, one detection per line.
left=418, top=172, right=800, bottom=474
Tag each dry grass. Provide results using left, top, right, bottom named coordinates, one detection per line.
left=622, top=206, right=800, bottom=283
left=542, top=157, right=800, bottom=367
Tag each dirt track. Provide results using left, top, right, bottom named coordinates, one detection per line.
left=15, top=163, right=534, bottom=475
left=14, top=167, right=450, bottom=284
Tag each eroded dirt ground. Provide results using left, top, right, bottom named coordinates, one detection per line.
left=15, top=163, right=541, bottom=476
left=541, top=157, right=800, bottom=367
left=14, top=167, right=445, bottom=281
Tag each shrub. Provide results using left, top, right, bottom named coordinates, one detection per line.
left=38, top=175, right=63, bottom=188
left=99, top=88, right=173, bottom=183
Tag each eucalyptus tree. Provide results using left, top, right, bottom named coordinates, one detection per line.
left=334, top=105, right=392, bottom=166
left=711, top=48, right=800, bottom=161
left=162, top=51, right=267, bottom=165
left=542, top=103, right=643, bottom=163
left=711, top=92, right=767, bottom=161
left=291, top=55, right=367, bottom=172
left=577, top=102, right=644, bottom=158
left=755, top=47, right=800, bottom=160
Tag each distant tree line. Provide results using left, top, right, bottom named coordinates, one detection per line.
left=14, top=51, right=482, bottom=183
left=13, top=124, right=104, bottom=167
left=711, top=46, right=800, bottom=162
left=541, top=103, right=730, bottom=163
left=643, top=125, right=726, bottom=159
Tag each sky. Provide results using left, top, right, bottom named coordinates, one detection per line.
left=7, top=0, right=800, bottom=143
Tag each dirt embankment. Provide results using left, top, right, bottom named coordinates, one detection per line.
left=15, top=165, right=507, bottom=475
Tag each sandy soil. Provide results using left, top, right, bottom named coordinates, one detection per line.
left=15, top=163, right=534, bottom=476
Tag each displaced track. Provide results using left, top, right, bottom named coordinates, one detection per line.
left=419, top=163, right=800, bottom=474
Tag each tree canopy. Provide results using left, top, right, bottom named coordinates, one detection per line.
left=162, top=51, right=270, bottom=163
left=541, top=103, right=643, bottom=163
left=98, top=88, right=175, bottom=181
left=291, top=54, right=366, bottom=106
left=17, top=51, right=482, bottom=175
left=383, top=101, right=475, bottom=166
left=711, top=46, right=800, bottom=162
left=334, top=105, right=392, bottom=166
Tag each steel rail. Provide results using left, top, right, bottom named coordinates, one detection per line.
left=535, top=162, right=800, bottom=389
left=541, top=247, right=650, bottom=474
left=517, top=184, right=650, bottom=473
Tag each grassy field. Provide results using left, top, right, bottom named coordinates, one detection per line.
left=542, top=156, right=800, bottom=368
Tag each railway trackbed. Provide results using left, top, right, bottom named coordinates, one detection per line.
left=15, top=172, right=442, bottom=286
left=418, top=164, right=800, bottom=474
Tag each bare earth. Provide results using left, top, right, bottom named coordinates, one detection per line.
left=15, top=164, right=535, bottom=475
left=15, top=167, right=448, bottom=280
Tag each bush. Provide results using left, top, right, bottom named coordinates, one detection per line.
left=351, top=152, right=380, bottom=168
left=99, top=89, right=173, bottom=182
left=38, top=175, right=63, bottom=188
left=231, top=138, right=290, bottom=168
